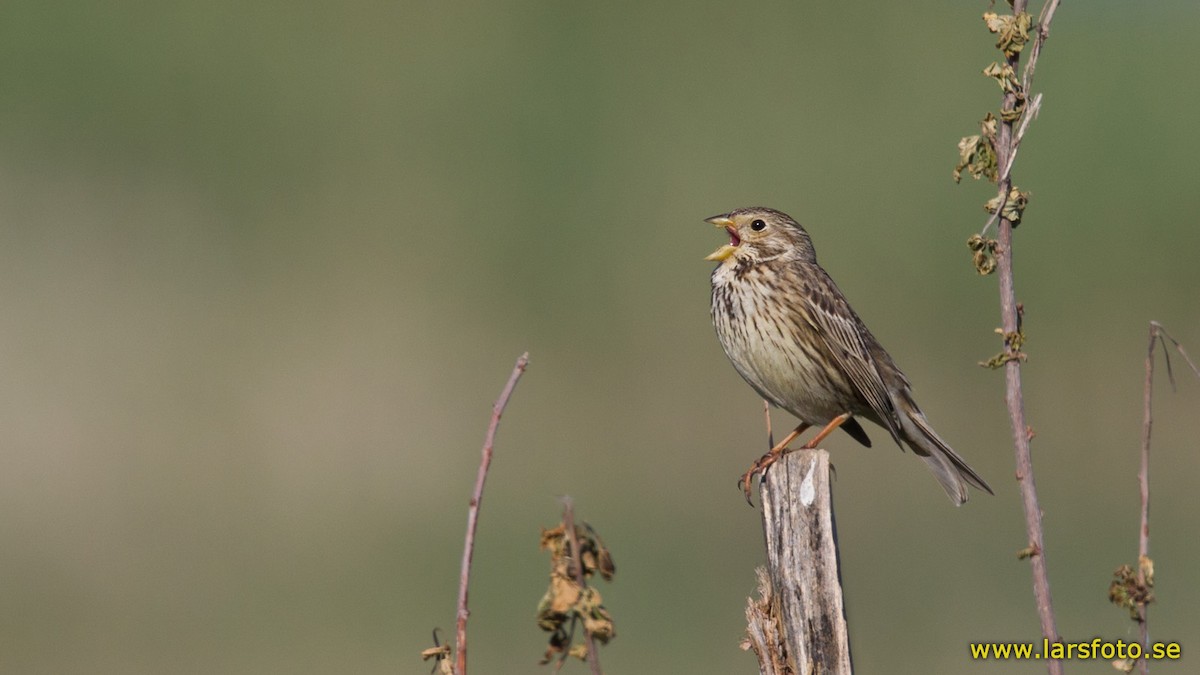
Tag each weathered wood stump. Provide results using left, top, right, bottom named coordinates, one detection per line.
left=744, top=449, right=852, bottom=675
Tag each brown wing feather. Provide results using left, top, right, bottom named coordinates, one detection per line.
left=803, top=269, right=904, bottom=445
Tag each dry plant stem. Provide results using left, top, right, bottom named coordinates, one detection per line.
left=993, top=3, right=1062, bottom=674
left=1023, top=0, right=1064, bottom=94
left=997, top=220, right=1061, bottom=675
left=561, top=497, right=603, bottom=675
left=1006, top=0, right=1061, bottom=173
left=454, top=352, right=530, bottom=675
left=1136, top=326, right=1156, bottom=675
left=980, top=0, right=1061, bottom=239
left=1135, top=323, right=1200, bottom=675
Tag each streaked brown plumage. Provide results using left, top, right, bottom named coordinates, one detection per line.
left=705, top=207, right=993, bottom=505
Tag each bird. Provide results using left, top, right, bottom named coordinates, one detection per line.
left=704, top=206, right=993, bottom=505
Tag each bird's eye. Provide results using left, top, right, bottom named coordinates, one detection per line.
left=750, top=219, right=767, bottom=231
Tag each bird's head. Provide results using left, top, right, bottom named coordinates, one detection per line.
left=704, top=207, right=816, bottom=265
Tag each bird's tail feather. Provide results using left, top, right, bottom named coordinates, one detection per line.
left=905, top=411, right=993, bottom=506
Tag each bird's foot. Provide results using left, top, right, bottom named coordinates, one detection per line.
left=739, top=449, right=786, bottom=506
left=739, top=422, right=810, bottom=506
left=737, top=415, right=852, bottom=506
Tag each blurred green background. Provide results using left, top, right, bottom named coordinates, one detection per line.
left=2, top=2, right=1198, bottom=673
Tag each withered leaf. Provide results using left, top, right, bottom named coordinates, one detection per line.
left=984, top=186, right=1029, bottom=225
left=536, top=517, right=617, bottom=667
left=982, top=11, right=1032, bottom=58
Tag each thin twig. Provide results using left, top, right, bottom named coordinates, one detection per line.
left=1153, top=323, right=1200, bottom=383
left=455, top=352, right=530, bottom=675
left=979, top=0, right=1059, bottom=239
left=1136, top=326, right=1156, bottom=675
left=981, top=92, right=1041, bottom=239
left=990, top=3, right=1063, bottom=674
left=553, top=616, right=579, bottom=673
left=998, top=0, right=1059, bottom=188
left=979, top=177, right=1009, bottom=239
left=1135, top=323, right=1200, bottom=675
left=1022, top=0, right=1064, bottom=95
left=1001, top=93, right=1044, bottom=180
left=561, top=497, right=603, bottom=675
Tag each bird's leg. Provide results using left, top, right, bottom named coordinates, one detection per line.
left=741, top=422, right=810, bottom=505
left=799, top=412, right=852, bottom=449
left=762, top=399, right=774, bottom=450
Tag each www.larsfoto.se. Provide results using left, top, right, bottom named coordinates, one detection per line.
left=970, top=638, right=1181, bottom=661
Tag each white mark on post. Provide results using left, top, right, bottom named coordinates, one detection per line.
left=799, top=459, right=816, bottom=506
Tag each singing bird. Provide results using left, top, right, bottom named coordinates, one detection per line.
left=705, top=207, right=993, bottom=505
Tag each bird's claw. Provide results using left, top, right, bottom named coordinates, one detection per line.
left=739, top=470, right=756, bottom=506
left=739, top=450, right=784, bottom=507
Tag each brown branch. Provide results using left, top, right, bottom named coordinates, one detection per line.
left=1022, top=0, right=1064, bottom=95
left=1000, top=92, right=1043, bottom=182
left=979, top=0, right=1061, bottom=239
left=1011, top=0, right=1061, bottom=156
left=1133, top=323, right=1200, bottom=675
left=1135, top=326, right=1156, bottom=675
left=1152, top=323, right=1200, bottom=384
left=455, top=352, right=530, bottom=675
left=561, top=497, right=603, bottom=675
left=989, top=3, right=1064, bottom=673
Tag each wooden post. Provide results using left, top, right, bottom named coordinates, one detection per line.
left=744, top=449, right=853, bottom=674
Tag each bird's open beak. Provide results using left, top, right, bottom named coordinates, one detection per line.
left=704, top=215, right=739, bottom=261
